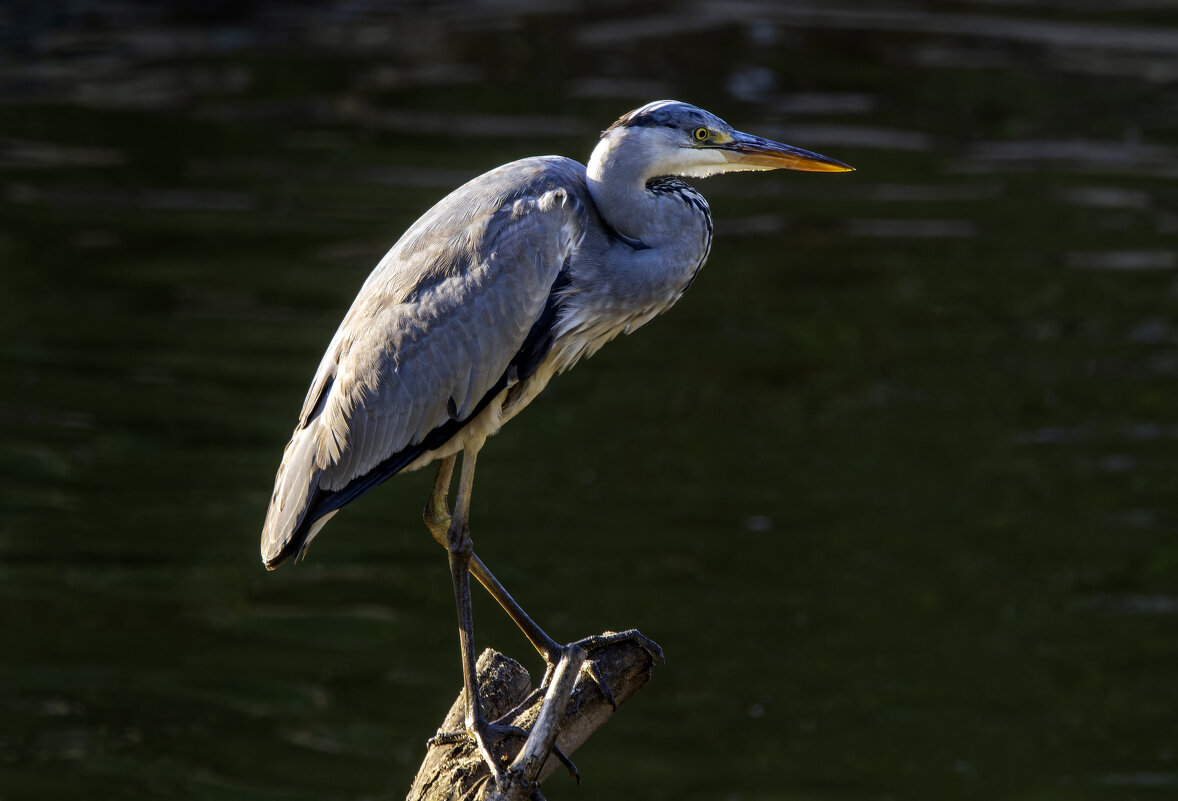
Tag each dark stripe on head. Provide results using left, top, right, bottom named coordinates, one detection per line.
left=602, top=100, right=705, bottom=138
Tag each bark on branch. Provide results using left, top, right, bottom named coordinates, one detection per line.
left=407, top=630, right=659, bottom=801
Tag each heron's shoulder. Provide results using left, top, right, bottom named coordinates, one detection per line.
left=486, top=155, right=587, bottom=183
left=466, top=156, right=591, bottom=209
left=385, top=156, right=590, bottom=260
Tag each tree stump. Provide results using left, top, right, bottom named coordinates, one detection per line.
left=407, top=630, right=659, bottom=801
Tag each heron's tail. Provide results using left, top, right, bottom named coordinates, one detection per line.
left=260, top=427, right=332, bottom=569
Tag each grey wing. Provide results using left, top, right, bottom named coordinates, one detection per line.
left=261, top=159, right=588, bottom=567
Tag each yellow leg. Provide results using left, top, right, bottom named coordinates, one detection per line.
left=424, top=452, right=563, bottom=665
left=441, top=445, right=510, bottom=779
left=423, top=454, right=456, bottom=548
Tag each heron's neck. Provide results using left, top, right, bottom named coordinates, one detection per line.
left=586, top=136, right=681, bottom=244
left=580, top=135, right=713, bottom=328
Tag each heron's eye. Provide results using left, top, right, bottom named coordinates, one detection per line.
left=692, top=127, right=709, bottom=142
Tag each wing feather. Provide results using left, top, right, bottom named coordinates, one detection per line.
left=261, top=157, right=589, bottom=565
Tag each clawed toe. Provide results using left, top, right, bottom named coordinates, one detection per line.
left=584, top=660, right=617, bottom=710
left=537, top=629, right=663, bottom=711
left=427, top=720, right=521, bottom=782
left=426, top=728, right=466, bottom=747
left=427, top=719, right=580, bottom=785
left=570, top=628, right=664, bottom=665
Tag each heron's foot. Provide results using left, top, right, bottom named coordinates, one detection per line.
left=575, top=628, right=664, bottom=666
left=428, top=719, right=521, bottom=783
left=427, top=720, right=580, bottom=785
left=539, top=629, right=664, bottom=711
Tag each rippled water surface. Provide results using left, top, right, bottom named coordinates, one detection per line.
left=2, top=1, right=1177, bottom=798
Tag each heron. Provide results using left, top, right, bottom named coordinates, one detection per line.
left=261, top=100, right=852, bottom=780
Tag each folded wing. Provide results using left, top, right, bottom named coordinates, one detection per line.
left=261, top=157, right=588, bottom=567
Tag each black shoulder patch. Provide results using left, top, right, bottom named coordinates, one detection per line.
left=508, top=267, right=572, bottom=382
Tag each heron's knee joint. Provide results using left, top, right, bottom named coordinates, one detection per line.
left=423, top=502, right=448, bottom=527
left=445, top=524, right=473, bottom=556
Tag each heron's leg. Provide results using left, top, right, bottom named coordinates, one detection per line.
left=469, top=555, right=563, bottom=664
left=441, top=446, right=515, bottom=779
left=423, top=453, right=613, bottom=707
left=423, top=454, right=456, bottom=548
left=470, top=548, right=626, bottom=699
left=424, top=454, right=564, bottom=667
left=429, top=449, right=582, bottom=783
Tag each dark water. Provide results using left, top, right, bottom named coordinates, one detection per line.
left=2, top=1, right=1177, bottom=798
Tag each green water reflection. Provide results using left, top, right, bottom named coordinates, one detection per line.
left=2, top=2, right=1176, bottom=799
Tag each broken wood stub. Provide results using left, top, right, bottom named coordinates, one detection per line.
left=406, top=631, right=658, bottom=801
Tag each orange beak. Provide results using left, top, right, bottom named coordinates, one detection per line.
left=721, top=132, right=854, bottom=172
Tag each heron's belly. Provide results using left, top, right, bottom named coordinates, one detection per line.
left=397, top=363, right=557, bottom=473
left=395, top=302, right=650, bottom=474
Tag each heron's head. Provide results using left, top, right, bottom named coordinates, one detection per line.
left=592, top=100, right=853, bottom=181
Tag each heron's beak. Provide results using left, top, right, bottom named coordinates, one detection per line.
left=721, top=132, right=854, bottom=172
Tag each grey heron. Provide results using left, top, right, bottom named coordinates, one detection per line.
left=261, top=100, right=851, bottom=780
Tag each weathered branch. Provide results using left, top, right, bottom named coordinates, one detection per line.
left=407, top=631, right=659, bottom=801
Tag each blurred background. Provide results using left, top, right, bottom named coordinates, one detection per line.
left=2, top=1, right=1176, bottom=798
